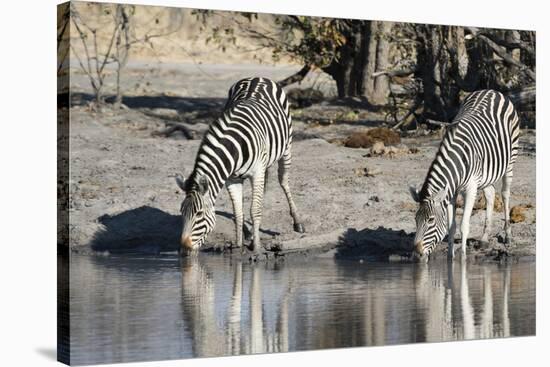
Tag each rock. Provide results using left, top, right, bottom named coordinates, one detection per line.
left=364, top=142, right=412, bottom=158
left=385, top=144, right=410, bottom=157
left=471, top=193, right=504, bottom=212
left=510, top=205, right=527, bottom=223
left=353, top=167, right=367, bottom=177
left=399, top=202, right=417, bottom=212
left=371, top=141, right=385, bottom=155
left=150, top=108, right=180, bottom=119
left=493, top=195, right=504, bottom=212
left=456, top=192, right=504, bottom=212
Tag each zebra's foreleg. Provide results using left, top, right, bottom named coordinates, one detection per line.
left=447, top=199, right=457, bottom=259
left=481, top=185, right=496, bottom=244
left=227, top=180, right=244, bottom=249
left=278, top=150, right=305, bottom=233
left=460, top=183, right=478, bottom=257
left=249, top=168, right=266, bottom=253
left=502, top=173, right=513, bottom=244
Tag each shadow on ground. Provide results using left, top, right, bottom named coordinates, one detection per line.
left=89, top=206, right=280, bottom=254
left=71, top=92, right=225, bottom=112
left=336, top=226, right=414, bottom=261
left=90, top=206, right=181, bottom=254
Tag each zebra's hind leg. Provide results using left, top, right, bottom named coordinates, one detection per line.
left=502, top=172, right=513, bottom=244
left=460, top=183, right=478, bottom=257
left=481, top=185, right=495, bottom=244
left=227, top=180, right=245, bottom=250
left=249, top=167, right=267, bottom=254
left=278, top=150, right=305, bottom=233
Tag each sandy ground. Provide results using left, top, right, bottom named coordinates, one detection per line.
left=66, top=64, right=536, bottom=262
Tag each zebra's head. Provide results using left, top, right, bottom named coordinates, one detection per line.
left=409, top=186, right=448, bottom=258
left=175, top=173, right=216, bottom=254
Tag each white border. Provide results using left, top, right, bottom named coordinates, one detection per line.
left=0, top=1, right=546, bottom=366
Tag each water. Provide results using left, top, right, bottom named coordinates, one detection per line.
left=68, top=254, right=535, bottom=365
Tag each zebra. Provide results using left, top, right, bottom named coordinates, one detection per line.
left=175, top=77, right=305, bottom=254
left=409, top=89, right=520, bottom=259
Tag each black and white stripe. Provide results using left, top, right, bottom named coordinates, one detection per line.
left=410, top=89, right=520, bottom=258
left=176, top=77, right=305, bottom=253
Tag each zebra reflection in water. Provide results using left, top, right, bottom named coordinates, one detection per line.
left=413, top=260, right=511, bottom=342
left=179, top=258, right=512, bottom=357
left=179, top=258, right=292, bottom=357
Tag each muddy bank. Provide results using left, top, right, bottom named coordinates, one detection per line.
left=67, top=65, right=536, bottom=262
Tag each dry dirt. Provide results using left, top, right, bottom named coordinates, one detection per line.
left=66, top=64, right=536, bottom=262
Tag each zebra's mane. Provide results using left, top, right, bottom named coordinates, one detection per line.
left=418, top=130, right=455, bottom=203
left=417, top=90, right=496, bottom=203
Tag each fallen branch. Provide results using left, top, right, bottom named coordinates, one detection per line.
left=152, top=122, right=195, bottom=139
left=372, top=67, right=416, bottom=78
left=392, top=98, right=422, bottom=130
left=425, top=119, right=458, bottom=127
left=278, top=64, right=312, bottom=87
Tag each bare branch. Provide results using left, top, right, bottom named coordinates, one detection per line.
left=278, top=64, right=312, bottom=87
left=467, top=27, right=535, bottom=56
left=372, top=67, right=416, bottom=78
left=98, top=14, right=120, bottom=76
left=466, top=27, right=535, bottom=80
left=69, top=43, right=98, bottom=93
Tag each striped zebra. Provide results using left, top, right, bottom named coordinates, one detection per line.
left=409, top=89, right=520, bottom=259
left=175, top=77, right=305, bottom=254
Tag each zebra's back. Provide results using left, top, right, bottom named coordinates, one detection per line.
left=193, top=78, right=292, bottom=191
left=449, top=90, right=520, bottom=188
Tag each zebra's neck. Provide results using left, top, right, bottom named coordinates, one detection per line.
left=419, top=126, right=468, bottom=204
left=190, top=135, right=235, bottom=205
left=190, top=164, right=229, bottom=206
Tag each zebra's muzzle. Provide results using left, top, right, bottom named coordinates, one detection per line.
left=412, top=241, right=430, bottom=262
left=414, top=240, right=424, bottom=256
left=181, top=236, right=194, bottom=252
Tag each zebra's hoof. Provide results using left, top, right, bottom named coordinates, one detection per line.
left=243, top=224, right=253, bottom=240
left=247, top=241, right=261, bottom=253
left=294, top=223, right=305, bottom=233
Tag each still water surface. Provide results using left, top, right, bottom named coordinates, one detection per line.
left=69, top=254, right=535, bottom=365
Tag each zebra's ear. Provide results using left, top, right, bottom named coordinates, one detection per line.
left=175, top=173, right=187, bottom=192
left=196, top=174, right=209, bottom=195
left=409, top=185, right=420, bottom=203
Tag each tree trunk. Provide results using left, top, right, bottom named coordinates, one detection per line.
left=362, top=21, right=377, bottom=99
left=323, top=23, right=362, bottom=98
left=369, top=21, right=393, bottom=106
left=356, top=21, right=393, bottom=106
left=416, top=25, right=462, bottom=122
left=324, top=53, right=353, bottom=98
left=323, top=20, right=393, bottom=103
left=348, top=22, right=368, bottom=96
